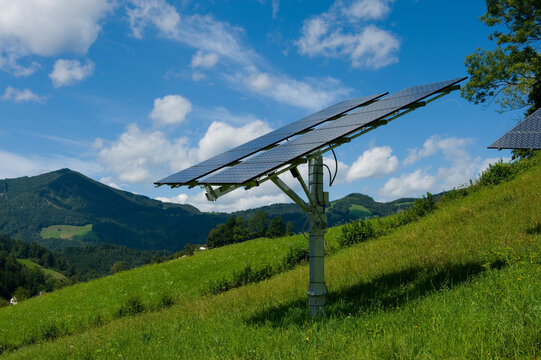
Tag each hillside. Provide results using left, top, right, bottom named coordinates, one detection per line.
left=0, top=154, right=539, bottom=358
left=234, top=193, right=416, bottom=230
left=0, top=169, right=229, bottom=251
left=0, top=169, right=413, bottom=252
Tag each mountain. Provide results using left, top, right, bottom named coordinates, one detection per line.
left=0, top=169, right=229, bottom=251
left=233, top=192, right=416, bottom=231
left=0, top=169, right=415, bottom=252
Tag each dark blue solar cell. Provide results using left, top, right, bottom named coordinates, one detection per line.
left=201, top=162, right=285, bottom=184
left=242, top=142, right=326, bottom=164
left=156, top=165, right=219, bottom=184
left=489, top=108, right=541, bottom=150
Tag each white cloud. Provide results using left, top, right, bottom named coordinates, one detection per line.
left=347, top=0, right=394, bottom=20
left=49, top=59, right=95, bottom=87
left=157, top=181, right=291, bottom=212
left=156, top=193, right=188, bottom=204
left=96, top=115, right=271, bottom=184
left=127, top=0, right=180, bottom=39
left=128, top=0, right=255, bottom=66
left=0, top=0, right=113, bottom=75
left=241, top=72, right=351, bottom=110
left=150, top=95, right=192, bottom=126
left=296, top=1, right=399, bottom=69
left=404, top=135, right=474, bottom=165
left=346, top=146, right=398, bottom=182
left=247, top=73, right=273, bottom=91
left=190, top=50, right=219, bottom=69
left=378, top=136, right=514, bottom=201
left=196, top=120, right=271, bottom=161
left=96, top=124, right=190, bottom=184
left=100, top=177, right=122, bottom=190
left=127, top=0, right=350, bottom=109
left=191, top=71, right=206, bottom=81
left=380, top=170, right=436, bottom=199
left=2, top=86, right=45, bottom=103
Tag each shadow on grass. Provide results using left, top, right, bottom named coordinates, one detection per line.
left=525, top=223, right=541, bottom=235
left=247, top=260, right=506, bottom=327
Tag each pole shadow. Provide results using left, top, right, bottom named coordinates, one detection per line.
left=246, top=259, right=506, bottom=327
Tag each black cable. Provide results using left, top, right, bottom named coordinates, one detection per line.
left=330, top=147, right=338, bottom=186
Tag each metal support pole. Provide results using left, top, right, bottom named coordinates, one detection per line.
left=307, top=155, right=327, bottom=316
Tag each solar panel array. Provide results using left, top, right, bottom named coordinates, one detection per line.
left=200, top=77, right=466, bottom=185
left=156, top=77, right=466, bottom=187
left=155, top=93, right=386, bottom=185
left=488, top=108, right=541, bottom=150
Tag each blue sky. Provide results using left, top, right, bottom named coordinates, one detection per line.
left=0, top=0, right=522, bottom=212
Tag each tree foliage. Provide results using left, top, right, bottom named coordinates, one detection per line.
left=462, top=0, right=540, bottom=112
left=206, top=212, right=289, bottom=248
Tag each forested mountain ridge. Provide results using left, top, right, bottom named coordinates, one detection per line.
left=0, top=169, right=415, bottom=252
left=0, top=169, right=228, bottom=251
left=233, top=192, right=416, bottom=231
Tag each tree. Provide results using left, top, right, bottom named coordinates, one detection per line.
left=285, top=221, right=295, bottom=236
left=461, top=0, right=540, bottom=113
left=111, top=261, right=126, bottom=274
left=266, top=216, right=285, bottom=238
left=249, top=211, right=270, bottom=238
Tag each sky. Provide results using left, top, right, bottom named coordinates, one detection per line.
left=0, top=0, right=524, bottom=213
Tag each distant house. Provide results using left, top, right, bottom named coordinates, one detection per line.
left=198, top=246, right=207, bottom=251
left=10, top=297, right=17, bottom=305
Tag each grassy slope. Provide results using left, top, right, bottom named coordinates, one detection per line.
left=1, top=158, right=540, bottom=359
left=40, top=224, right=92, bottom=240
left=15, top=259, right=67, bottom=281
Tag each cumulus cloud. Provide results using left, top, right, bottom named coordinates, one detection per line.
left=95, top=124, right=190, bottom=184
left=346, top=146, right=398, bottom=182
left=150, top=95, right=192, bottom=127
left=380, top=170, right=436, bottom=199
left=196, top=120, right=271, bottom=161
left=378, top=135, right=513, bottom=200
left=96, top=116, right=271, bottom=184
left=0, top=0, right=113, bottom=75
left=2, top=86, right=45, bottom=103
left=296, top=0, right=399, bottom=69
left=157, top=181, right=291, bottom=212
left=49, top=59, right=95, bottom=87
left=190, top=50, right=219, bottom=69
left=404, top=135, right=474, bottom=165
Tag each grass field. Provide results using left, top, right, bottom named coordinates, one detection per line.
left=348, top=204, right=372, bottom=218
left=16, top=259, right=67, bottom=281
left=40, top=224, right=93, bottom=240
left=1, top=156, right=540, bottom=358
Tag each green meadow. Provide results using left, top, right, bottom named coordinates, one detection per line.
left=1, top=155, right=540, bottom=359
left=40, top=224, right=93, bottom=240
left=15, top=259, right=67, bottom=281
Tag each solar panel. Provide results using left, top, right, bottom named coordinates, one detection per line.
left=155, top=93, right=386, bottom=185
left=201, top=77, right=466, bottom=185
left=488, top=108, right=541, bottom=150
